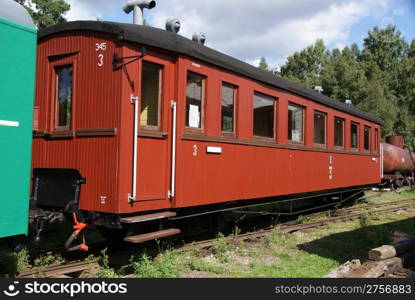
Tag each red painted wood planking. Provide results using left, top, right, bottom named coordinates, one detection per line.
left=32, top=26, right=382, bottom=217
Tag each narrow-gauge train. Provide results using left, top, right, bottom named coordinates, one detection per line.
left=2, top=1, right=412, bottom=251
left=0, top=0, right=37, bottom=245
left=30, top=17, right=384, bottom=248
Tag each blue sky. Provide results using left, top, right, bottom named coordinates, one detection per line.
left=65, top=0, right=415, bottom=68
left=348, top=0, right=415, bottom=47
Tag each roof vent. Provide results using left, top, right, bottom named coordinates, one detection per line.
left=345, top=99, right=353, bottom=106
left=0, top=0, right=36, bottom=28
left=314, top=86, right=324, bottom=94
left=192, top=32, right=206, bottom=45
left=123, top=0, right=156, bottom=25
left=165, top=18, right=181, bottom=34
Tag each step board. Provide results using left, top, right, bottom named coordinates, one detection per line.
left=120, top=211, right=176, bottom=224
left=124, top=228, right=181, bottom=244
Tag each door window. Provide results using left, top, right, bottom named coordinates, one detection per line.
left=141, top=61, right=163, bottom=128
left=55, top=65, right=73, bottom=129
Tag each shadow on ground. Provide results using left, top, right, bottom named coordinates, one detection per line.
left=298, top=217, right=415, bottom=264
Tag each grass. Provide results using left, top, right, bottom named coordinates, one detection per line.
left=359, top=213, right=370, bottom=227
left=365, top=189, right=415, bottom=204
left=126, top=189, right=415, bottom=278
left=131, top=251, right=180, bottom=278
left=1, top=189, right=414, bottom=277
left=0, top=248, right=30, bottom=274
left=96, top=248, right=119, bottom=278
left=212, top=233, right=233, bottom=263
left=297, top=215, right=312, bottom=224
left=34, top=253, right=66, bottom=268
left=0, top=220, right=104, bottom=275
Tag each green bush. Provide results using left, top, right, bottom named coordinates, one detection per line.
left=131, top=251, right=179, bottom=278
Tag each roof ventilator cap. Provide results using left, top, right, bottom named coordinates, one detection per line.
left=123, top=0, right=156, bottom=25
left=192, top=32, right=206, bottom=45
left=0, top=0, right=36, bottom=28
left=165, top=18, right=181, bottom=34
left=345, top=99, right=353, bottom=106
left=314, top=86, right=324, bottom=94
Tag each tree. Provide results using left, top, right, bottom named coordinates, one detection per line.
left=360, top=25, right=406, bottom=92
left=357, top=68, right=398, bottom=138
left=359, top=25, right=413, bottom=145
left=258, top=57, right=269, bottom=71
left=395, top=40, right=415, bottom=147
left=320, top=46, right=368, bottom=104
left=350, top=43, right=361, bottom=60
left=279, top=39, right=329, bottom=88
left=277, top=25, right=414, bottom=147
left=409, top=40, right=415, bottom=58
left=361, top=25, right=405, bottom=71
left=15, top=0, right=70, bottom=28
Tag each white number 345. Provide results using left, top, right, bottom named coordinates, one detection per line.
left=95, top=42, right=107, bottom=51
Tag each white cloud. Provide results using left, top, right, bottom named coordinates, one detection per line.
left=148, top=0, right=390, bottom=67
left=335, top=42, right=347, bottom=50
left=63, top=0, right=390, bottom=67
left=65, top=0, right=101, bottom=21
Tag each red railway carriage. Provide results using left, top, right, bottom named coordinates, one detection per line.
left=32, top=21, right=382, bottom=244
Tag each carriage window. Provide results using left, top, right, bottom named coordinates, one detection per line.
left=351, top=122, right=359, bottom=149
left=334, top=117, right=344, bottom=147
left=186, top=72, right=205, bottom=129
left=55, top=65, right=73, bottom=128
left=314, top=111, right=326, bottom=145
left=141, top=62, right=162, bottom=127
left=288, top=104, right=304, bottom=143
left=375, top=128, right=379, bottom=152
left=253, top=92, right=275, bottom=138
left=221, top=83, right=236, bottom=133
left=364, top=126, right=371, bottom=151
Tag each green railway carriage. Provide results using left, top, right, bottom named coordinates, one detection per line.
left=0, top=0, right=36, bottom=239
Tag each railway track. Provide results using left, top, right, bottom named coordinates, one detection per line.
left=18, top=260, right=99, bottom=278
left=15, top=196, right=415, bottom=278
left=178, top=198, right=415, bottom=252
left=280, top=203, right=414, bottom=233
left=300, top=197, right=415, bottom=221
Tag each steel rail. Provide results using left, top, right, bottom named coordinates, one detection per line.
left=178, top=200, right=415, bottom=252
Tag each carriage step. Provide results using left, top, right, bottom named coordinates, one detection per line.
left=120, top=211, right=176, bottom=224
left=124, top=228, right=181, bottom=244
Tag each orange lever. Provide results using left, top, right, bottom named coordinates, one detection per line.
left=64, top=213, right=89, bottom=252
left=79, top=243, right=89, bottom=252
left=72, top=213, right=87, bottom=233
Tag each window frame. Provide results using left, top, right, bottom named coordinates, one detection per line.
left=140, top=60, right=164, bottom=130
left=364, top=125, right=371, bottom=152
left=333, top=117, right=345, bottom=150
left=288, top=103, right=305, bottom=145
left=220, top=82, right=237, bottom=136
left=350, top=122, right=360, bottom=150
left=313, top=110, right=327, bottom=147
left=54, top=64, right=74, bottom=131
left=252, top=91, right=276, bottom=140
left=185, top=71, right=206, bottom=132
left=374, top=128, right=379, bottom=153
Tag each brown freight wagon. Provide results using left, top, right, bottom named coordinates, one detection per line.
left=31, top=21, right=382, bottom=246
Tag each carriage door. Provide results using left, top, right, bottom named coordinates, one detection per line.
left=135, top=57, right=175, bottom=203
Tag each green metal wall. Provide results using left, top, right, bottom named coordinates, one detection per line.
left=0, top=18, right=36, bottom=238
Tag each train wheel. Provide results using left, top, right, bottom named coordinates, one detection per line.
left=395, top=178, right=404, bottom=188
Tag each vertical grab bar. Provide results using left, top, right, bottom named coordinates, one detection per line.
left=169, top=100, right=177, bottom=199
left=129, top=95, right=139, bottom=203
